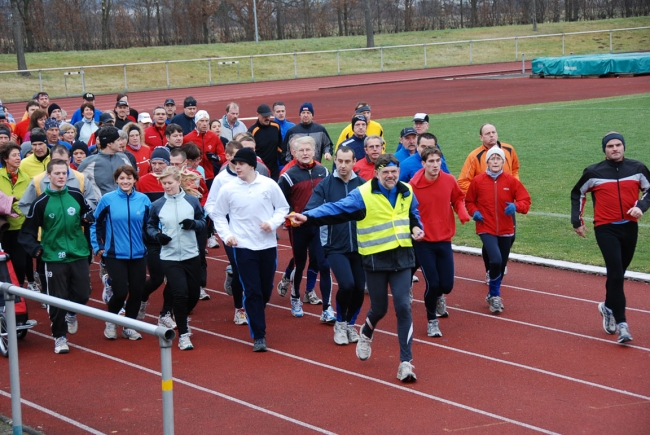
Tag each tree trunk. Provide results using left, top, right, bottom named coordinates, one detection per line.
left=156, top=0, right=166, bottom=44
left=276, top=0, right=284, bottom=39
left=364, top=0, right=374, bottom=48
left=101, top=0, right=112, bottom=48
left=10, top=0, right=29, bottom=75
left=404, top=0, right=412, bottom=31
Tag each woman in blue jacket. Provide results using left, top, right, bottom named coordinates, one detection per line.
left=146, top=166, right=205, bottom=351
left=91, top=165, right=151, bottom=341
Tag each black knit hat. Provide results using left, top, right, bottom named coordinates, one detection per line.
left=602, top=132, right=625, bottom=152
left=351, top=114, right=367, bottom=128
left=97, top=126, right=120, bottom=146
left=47, top=103, right=61, bottom=116
left=70, top=141, right=89, bottom=156
left=231, top=148, right=257, bottom=169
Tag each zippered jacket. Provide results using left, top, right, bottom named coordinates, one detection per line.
left=91, top=189, right=151, bottom=259
left=0, top=168, right=31, bottom=230
left=458, top=141, right=520, bottom=194
left=571, top=158, right=650, bottom=228
left=278, top=161, right=329, bottom=213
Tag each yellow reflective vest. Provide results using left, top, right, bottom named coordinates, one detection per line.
left=356, top=181, right=413, bottom=256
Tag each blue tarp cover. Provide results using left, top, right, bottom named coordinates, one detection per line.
left=532, top=52, right=650, bottom=76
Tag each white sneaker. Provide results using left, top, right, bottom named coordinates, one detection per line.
left=158, top=312, right=177, bottom=329
left=104, top=322, right=117, bottom=340
left=436, top=295, right=449, bottom=318
left=427, top=319, right=442, bottom=337
left=320, top=306, right=336, bottom=324
left=54, top=336, right=69, bottom=354
left=101, top=274, right=112, bottom=304
left=199, top=287, right=210, bottom=300
left=485, top=271, right=490, bottom=285
left=397, top=361, right=417, bottom=383
left=137, top=301, right=148, bottom=320
left=122, top=328, right=143, bottom=340
left=346, top=324, right=360, bottom=343
left=412, top=275, right=419, bottom=283
left=333, top=321, right=349, bottom=345
left=65, top=313, right=78, bottom=334
left=233, top=308, right=248, bottom=325
left=178, top=333, right=194, bottom=350
left=27, top=282, right=39, bottom=292
left=303, top=290, right=322, bottom=305
left=207, top=234, right=220, bottom=248
left=356, top=332, right=372, bottom=361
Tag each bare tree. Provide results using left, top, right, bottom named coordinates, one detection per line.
left=364, top=0, right=374, bottom=47
left=101, top=0, right=112, bottom=48
left=10, top=0, right=29, bottom=74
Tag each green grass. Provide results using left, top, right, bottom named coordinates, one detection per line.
left=323, top=93, right=650, bottom=272
left=0, top=17, right=648, bottom=101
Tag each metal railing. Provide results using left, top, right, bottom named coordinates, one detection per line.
left=0, top=26, right=648, bottom=101
left=0, top=282, right=176, bottom=435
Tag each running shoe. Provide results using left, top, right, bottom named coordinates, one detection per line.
left=101, top=274, right=112, bottom=304
left=54, top=336, right=69, bottom=354
left=346, top=324, right=360, bottom=343
left=158, top=312, right=177, bottom=329
left=303, top=290, right=322, bottom=305
left=178, top=333, right=193, bottom=350
left=409, top=286, right=414, bottom=304
left=233, top=308, right=248, bottom=325
left=290, top=297, right=303, bottom=317
left=485, top=271, right=490, bottom=285
left=199, top=287, right=210, bottom=300
left=598, top=302, right=616, bottom=335
left=320, top=306, right=336, bottom=324
left=333, top=321, right=349, bottom=345
left=486, top=295, right=504, bottom=314
left=427, top=319, right=442, bottom=337
left=207, top=234, right=220, bottom=248
left=276, top=276, right=290, bottom=297
left=137, top=301, right=148, bottom=320
left=617, top=322, right=633, bottom=343
left=99, top=262, right=107, bottom=282
left=396, top=361, right=417, bottom=383
left=27, top=281, right=39, bottom=292
left=33, top=271, right=42, bottom=291
left=65, top=313, right=78, bottom=334
left=122, top=328, right=143, bottom=340
left=224, top=264, right=233, bottom=296
left=436, top=295, right=449, bottom=318
left=412, top=275, right=419, bottom=283
left=356, top=332, right=372, bottom=361
left=253, top=338, right=268, bottom=352
left=104, top=322, right=117, bottom=340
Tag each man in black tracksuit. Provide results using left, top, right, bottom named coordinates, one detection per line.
left=281, top=102, right=333, bottom=164
left=249, top=104, right=283, bottom=180
left=304, top=145, right=366, bottom=345
left=571, top=132, right=650, bottom=344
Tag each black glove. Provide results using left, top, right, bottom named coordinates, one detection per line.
left=206, top=152, right=220, bottom=163
left=156, top=233, right=172, bottom=245
left=180, top=219, right=196, bottom=230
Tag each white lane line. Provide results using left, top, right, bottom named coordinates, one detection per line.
left=455, top=276, right=650, bottom=315
left=0, top=389, right=105, bottom=435
left=26, top=331, right=337, bottom=435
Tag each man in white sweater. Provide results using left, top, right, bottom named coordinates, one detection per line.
left=210, top=148, right=289, bottom=352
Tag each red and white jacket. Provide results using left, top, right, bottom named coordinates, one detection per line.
left=571, top=158, right=650, bottom=228
left=183, top=130, right=226, bottom=180
left=465, top=171, right=531, bottom=236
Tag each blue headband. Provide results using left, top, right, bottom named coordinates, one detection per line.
left=376, top=161, right=398, bottom=170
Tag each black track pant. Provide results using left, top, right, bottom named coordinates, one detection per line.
left=105, top=257, right=147, bottom=319
left=45, top=260, right=90, bottom=338
left=161, top=256, right=201, bottom=335
left=479, top=234, right=513, bottom=298
left=5, top=230, right=32, bottom=286
left=142, top=243, right=173, bottom=316
left=594, top=222, right=638, bottom=324
left=329, top=252, right=365, bottom=323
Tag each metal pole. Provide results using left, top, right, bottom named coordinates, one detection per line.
left=123, top=64, right=128, bottom=91
left=253, top=0, right=259, bottom=43
left=562, top=34, right=565, bottom=56
left=293, top=53, right=297, bottom=78
left=423, top=44, right=427, bottom=68
left=250, top=56, right=254, bottom=82
left=208, top=59, right=212, bottom=86
left=4, top=292, right=23, bottom=435
left=166, top=61, right=170, bottom=89
left=469, top=41, right=473, bottom=65
left=522, top=54, right=525, bottom=74
left=159, top=336, right=174, bottom=435
left=380, top=47, right=384, bottom=72
left=515, top=37, right=518, bottom=60
left=609, top=30, right=613, bottom=53
left=39, top=70, right=43, bottom=91
left=337, top=51, right=340, bottom=75
left=81, top=67, right=86, bottom=93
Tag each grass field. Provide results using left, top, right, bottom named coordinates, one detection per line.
left=0, top=17, right=648, bottom=101
left=323, top=93, right=650, bottom=273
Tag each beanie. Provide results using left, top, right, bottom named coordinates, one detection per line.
left=351, top=114, right=367, bottom=128
left=299, top=102, right=314, bottom=116
left=70, top=141, right=89, bottom=157
left=486, top=146, right=505, bottom=163
left=184, top=97, right=197, bottom=108
left=30, top=130, right=47, bottom=144
left=150, top=146, right=171, bottom=165
left=44, top=118, right=59, bottom=130
left=601, top=132, right=625, bottom=152
left=231, top=147, right=257, bottom=169
left=194, top=110, right=210, bottom=123
left=0, top=125, right=11, bottom=138
left=47, top=103, right=61, bottom=116
left=21, top=142, right=33, bottom=158
left=97, top=126, right=120, bottom=146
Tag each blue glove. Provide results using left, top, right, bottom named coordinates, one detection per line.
left=472, top=211, right=484, bottom=222
left=505, top=202, right=516, bottom=216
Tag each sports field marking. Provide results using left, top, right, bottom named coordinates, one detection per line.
left=0, top=389, right=104, bottom=435
left=26, top=330, right=338, bottom=435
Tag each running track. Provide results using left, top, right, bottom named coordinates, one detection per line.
left=1, top=63, right=649, bottom=434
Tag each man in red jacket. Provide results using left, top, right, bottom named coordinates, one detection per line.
left=145, top=107, right=168, bottom=147
left=183, top=110, right=225, bottom=188
left=571, top=132, right=649, bottom=344
left=409, top=147, right=470, bottom=337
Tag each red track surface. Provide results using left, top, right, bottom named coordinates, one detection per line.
left=1, top=64, right=649, bottom=434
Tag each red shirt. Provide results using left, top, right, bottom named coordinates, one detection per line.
left=465, top=172, right=531, bottom=236
left=183, top=130, right=225, bottom=180
left=144, top=124, right=167, bottom=148
left=13, top=119, right=30, bottom=144
left=353, top=157, right=375, bottom=181
left=127, top=144, right=152, bottom=174
left=136, top=173, right=163, bottom=193
left=409, top=169, right=470, bottom=242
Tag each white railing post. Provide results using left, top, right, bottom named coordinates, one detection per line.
left=3, top=291, right=23, bottom=435
left=337, top=50, right=341, bottom=75
left=610, top=30, right=613, bottom=53
left=250, top=56, right=254, bottom=82
left=380, top=47, right=384, bottom=72
left=208, top=59, right=212, bottom=85
left=469, top=40, right=473, bottom=65
left=166, top=61, right=170, bottom=89
left=123, top=64, right=128, bottom=91
left=515, top=37, right=518, bottom=60
left=294, top=53, right=298, bottom=78
left=562, top=33, right=565, bottom=56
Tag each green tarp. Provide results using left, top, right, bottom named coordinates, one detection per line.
left=532, top=52, right=650, bottom=76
